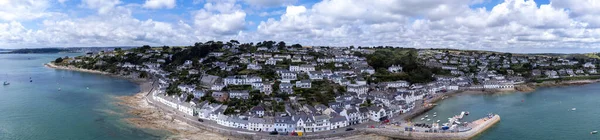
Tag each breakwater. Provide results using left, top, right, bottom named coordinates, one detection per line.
left=362, top=115, right=500, bottom=140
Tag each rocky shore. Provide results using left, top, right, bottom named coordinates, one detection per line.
left=514, top=79, right=600, bottom=93
left=46, top=63, right=230, bottom=140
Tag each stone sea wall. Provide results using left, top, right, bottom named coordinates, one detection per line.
left=361, top=115, right=500, bottom=140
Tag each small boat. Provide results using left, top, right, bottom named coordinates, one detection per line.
left=421, top=118, right=425, bottom=120
left=3, top=81, right=9, bottom=86
left=58, top=88, right=61, bottom=91
left=571, top=108, right=576, bottom=111
left=427, top=119, right=431, bottom=121
left=433, top=115, right=437, bottom=117
left=465, top=112, right=470, bottom=115
left=591, top=131, right=598, bottom=134
left=425, top=115, right=429, bottom=118
left=434, top=112, right=437, bottom=115
left=86, top=87, right=90, bottom=90
left=436, top=120, right=440, bottom=123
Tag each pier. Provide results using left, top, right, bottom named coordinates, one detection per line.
left=362, top=115, right=501, bottom=140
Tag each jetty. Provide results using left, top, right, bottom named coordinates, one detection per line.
left=362, top=114, right=501, bottom=140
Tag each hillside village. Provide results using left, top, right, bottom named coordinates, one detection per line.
left=53, top=41, right=600, bottom=134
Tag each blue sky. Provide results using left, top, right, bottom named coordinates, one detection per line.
left=1, top=0, right=600, bottom=53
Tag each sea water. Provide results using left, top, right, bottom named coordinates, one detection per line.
left=0, top=53, right=166, bottom=140
left=413, top=83, right=600, bottom=139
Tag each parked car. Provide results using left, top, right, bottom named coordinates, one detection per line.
left=346, top=128, right=355, bottom=131
left=269, top=131, right=278, bottom=135
left=197, top=119, right=204, bottom=122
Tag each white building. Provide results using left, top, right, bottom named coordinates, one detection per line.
left=265, top=59, right=277, bottom=65
left=229, top=90, right=250, bottom=99
left=388, top=65, right=403, bottom=73
left=247, top=63, right=262, bottom=70
left=178, top=101, right=195, bottom=116
left=383, top=80, right=410, bottom=88
left=347, top=84, right=369, bottom=94
left=308, top=71, right=324, bottom=80
left=329, top=115, right=348, bottom=129
left=295, top=80, right=312, bottom=88
left=279, top=70, right=297, bottom=82
left=223, top=75, right=262, bottom=86
left=290, top=65, right=316, bottom=72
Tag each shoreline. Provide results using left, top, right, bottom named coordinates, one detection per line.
left=45, top=62, right=600, bottom=140
left=45, top=63, right=230, bottom=140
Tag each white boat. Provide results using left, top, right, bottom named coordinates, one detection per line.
left=591, top=131, right=598, bottom=134
left=58, top=88, right=61, bottom=91
left=571, top=108, right=576, bottom=111
left=436, top=120, right=440, bottom=123
left=425, top=115, right=429, bottom=118
left=434, top=112, right=437, bottom=115
left=86, top=87, right=89, bottom=90
left=433, top=115, right=437, bottom=117
left=427, top=119, right=431, bottom=121
left=421, top=118, right=425, bottom=120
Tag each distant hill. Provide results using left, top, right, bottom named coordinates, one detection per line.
left=8, top=48, right=69, bottom=54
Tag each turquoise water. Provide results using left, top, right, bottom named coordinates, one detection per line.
left=414, top=84, right=600, bottom=140
left=0, top=54, right=166, bottom=140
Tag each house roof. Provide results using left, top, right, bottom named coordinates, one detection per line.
left=250, top=105, right=265, bottom=112
left=330, top=115, right=347, bottom=123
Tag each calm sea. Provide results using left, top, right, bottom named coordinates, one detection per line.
left=0, top=53, right=166, bottom=140
left=413, top=83, right=600, bottom=139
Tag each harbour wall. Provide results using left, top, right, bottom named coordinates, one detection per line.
left=361, top=115, right=500, bottom=140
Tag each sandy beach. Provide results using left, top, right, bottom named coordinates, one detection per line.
left=115, top=81, right=230, bottom=140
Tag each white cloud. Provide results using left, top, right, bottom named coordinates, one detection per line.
left=243, top=0, right=296, bottom=7
left=3, top=0, right=600, bottom=52
left=142, top=0, right=176, bottom=9
left=0, top=0, right=53, bottom=21
left=192, top=0, right=247, bottom=35
left=81, top=0, right=122, bottom=15
left=254, top=0, right=600, bottom=51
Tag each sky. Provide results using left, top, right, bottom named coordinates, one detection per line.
left=2, top=0, right=600, bottom=53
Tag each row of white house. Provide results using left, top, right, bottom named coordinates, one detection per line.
left=152, top=90, right=396, bottom=133
left=223, top=75, right=263, bottom=86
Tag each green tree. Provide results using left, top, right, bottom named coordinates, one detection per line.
left=291, top=44, right=302, bottom=48
left=139, top=71, right=148, bottom=78
left=277, top=41, right=286, bottom=50
left=54, top=57, right=64, bottom=63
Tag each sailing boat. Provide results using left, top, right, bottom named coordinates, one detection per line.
left=3, top=74, right=9, bottom=86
